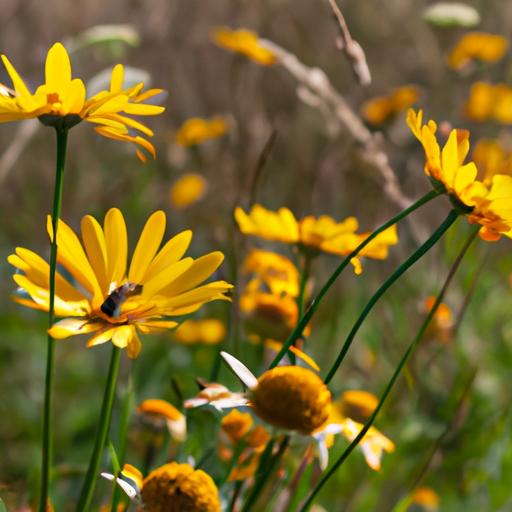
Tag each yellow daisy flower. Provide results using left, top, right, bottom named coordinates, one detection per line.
left=472, top=139, right=512, bottom=186
left=235, top=204, right=398, bottom=273
left=0, top=42, right=164, bottom=161
left=362, top=85, right=420, bottom=125
left=212, top=27, right=277, bottom=66
left=8, top=208, right=232, bottom=358
left=173, top=318, right=226, bottom=345
left=407, top=108, right=512, bottom=240
left=169, top=173, right=208, bottom=209
left=448, top=32, right=508, bottom=70
left=337, top=390, right=379, bottom=423
left=175, top=116, right=227, bottom=147
left=464, top=82, right=512, bottom=124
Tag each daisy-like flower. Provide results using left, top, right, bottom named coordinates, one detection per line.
left=361, top=85, right=420, bottom=125
left=173, top=318, right=226, bottom=345
left=407, top=108, right=512, bottom=241
left=472, top=139, right=512, bottom=186
left=464, top=82, right=512, bottom=124
left=169, top=173, right=208, bottom=210
left=102, top=462, right=221, bottom=511
left=337, top=390, right=378, bottom=423
left=8, top=208, right=232, bottom=358
left=0, top=42, right=164, bottom=161
left=175, top=116, right=227, bottom=147
left=137, top=398, right=186, bottom=442
left=212, top=27, right=277, bottom=66
left=235, top=205, right=398, bottom=274
left=448, top=32, right=508, bottom=71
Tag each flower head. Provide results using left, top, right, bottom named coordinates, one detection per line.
left=212, top=27, right=277, bottom=66
left=337, top=390, right=378, bottom=423
left=409, top=487, right=440, bottom=511
left=169, top=173, right=208, bottom=209
left=8, top=208, right=232, bottom=358
left=173, top=318, right=226, bottom=345
left=464, top=82, right=512, bottom=124
left=175, top=116, right=227, bottom=147
left=0, top=42, right=164, bottom=161
left=448, top=32, right=508, bottom=70
left=362, top=85, right=420, bottom=125
left=235, top=205, right=398, bottom=274
left=137, top=399, right=186, bottom=442
left=422, top=296, right=454, bottom=343
left=472, top=139, right=512, bottom=186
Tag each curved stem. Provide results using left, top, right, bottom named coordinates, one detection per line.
left=77, top=347, right=122, bottom=512
left=324, top=209, right=459, bottom=384
left=268, top=189, right=441, bottom=369
left=299, top=224, right=478, bottom=511
left=39, top=127, right=68, bottom=512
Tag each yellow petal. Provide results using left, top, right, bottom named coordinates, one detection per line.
left=61, top=78, right=86, bottom=114
left=81, top=215, right=109, bottom=294
left=104, top=208, right=128, bottom=286
left=126, top=327, right=142, bottom=358
left=110, top=64, right=125, bottom=93
left=87, top=327, right=116, bottom=347
left=1, top=54, right=33, bottom=98
left=122, top=103, right=165, bottom=116
left=49, top=318, right=102, bottom=339
left=45, top=42, right=71, bottom=91
left=111, top=325, right=133, bottom=349
left=142, top=258, right=194, bottom=297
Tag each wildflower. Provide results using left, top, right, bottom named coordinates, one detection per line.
left=184, top=380, right=248, bottom=410
left=102, top=462, right=221, bottom=511
left=362, top=85, right=420, bottom=125
left=221, top=409, right=254, bottom=443
left=422, top=296, right=454, bottom=343
left=407, top=109, right=512, bottom=240
left=235, top=205, right=398, bottom=274
left=212, top=27, right=276, bottom=66
left=0, top=42, right=164, bottom=161
left=8, top=208, right=232, bottom=358
left=337, top=390, right=378, bottom=423
left=169, top=173, right=208, bottom=209
left=409, top=487, right=440, bottom=511
left=464, top=82, right=512, bottom=124
left=137, top=399, right=186, bottom=442
left=472, top=139, right=512, bottom=186
left=448, top=32, right=508, bottom=70
left=173, top=318, right=226, bottom=345
left=175, top=116, right=227, bottom=146
left=221, top=352, right=331, bottom=434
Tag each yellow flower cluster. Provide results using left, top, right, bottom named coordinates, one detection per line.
left=235, top=205, right=398, bottom=274
left=448, top=32, right=508, bottom=70
left=464, top=82, right=512, bottom=124
left=362, top=85, right=420, bottom=125
left=407, top=109, right=512, bottom=241
left=0, top=42, right=164, bottom=161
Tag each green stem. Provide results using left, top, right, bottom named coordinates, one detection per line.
left=242, top=435, right=290, bottom=512
left=299, top=225, right=478, bottom=511
left=297, top=253, right=312, bottom=319
left=39, top=127, right=68, bottom=512
left=323, top=209, right=459, bottom=384
left=269, top=189, right=441, bottom=369
left=77, top=347, right=122, bottom=512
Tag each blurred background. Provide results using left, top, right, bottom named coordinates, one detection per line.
left=1, top=0, right=512, bottom=510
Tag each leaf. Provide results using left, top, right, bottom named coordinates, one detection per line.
left=423, top=2, right=480, bottom=28
left=70, top=25, right=140, bottom=53
left=108, top=440, right=121, bottom=475
left=0, top=498, right=7, bottom=512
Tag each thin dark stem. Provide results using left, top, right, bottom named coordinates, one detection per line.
left=299, top=224, right=479, bottom=511
left=323, top=209, right=459, bottom=384
left=269, top=189, right=441, bottom=369
left=39, top=127, right=68, bottom=512
left=77, top=347, right=122, bottom=512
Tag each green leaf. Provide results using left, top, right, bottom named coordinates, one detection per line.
left=108, top=440, right=121, bottom=475
left=70, top=24, right=140, bottom=53
left=423, top=2, right=480, bottom=28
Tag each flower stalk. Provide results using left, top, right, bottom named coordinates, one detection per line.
left=269, top=189, right=441, bottom=369
left=39, top=126, right=68, bottom=512
left=299, top=224, right=479, bottom=511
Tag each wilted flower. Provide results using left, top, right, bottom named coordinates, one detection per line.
left=173, top=318, right=226, bottom=345
left=448, top=32, right=508, bottom=70
left=169, top=173, right=208, bottom=209
left=0, top=42, right=164, bottom=161
left=464, top=82, right=512, bottom=124
left=407, top=109, right=512, bottom=241
left=137, top=399, right=186, bottom=442
left=235, top=205, right=398, bottom=274
left=212, top=27, right=277, bottom=66
left=8, top=208, right=232, bottom=358
left=175, top=116, right=227, bottom=147
left=362, top=85, right=420, bottom=125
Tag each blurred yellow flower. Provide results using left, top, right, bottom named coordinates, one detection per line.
left=409, top=486, right=440, bottom=511
left=175, top=116, right=227, bottom=146
left=0, top=42, right=164, bottom=161
left=448, top=32, right=508, bottom=70
left=337, top=390, right=378, bottom=423
left=423, top=295, right=454, bottom=344
left=137, top=398, right=186, bottom=442
left=465, top=82, right=512, bottom=124
left=362, top=85, right=420, bottom=125
left=169, top=173, right=208, bottom=209
left=235, top=205, right=398, bottom=274
left=407, top=109, right=512, bottom=240
left=173, top=318, right=226, bottom=345
left=212, top=27, right=277, bottom=66
left=8, top=208, right=232, bottom=358
left=472, top=139, right=512, bottom=186
left=221, top=409, right=254, bottom=443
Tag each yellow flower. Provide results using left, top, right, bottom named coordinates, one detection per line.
left=465, top=82, right=512, bottom=124
left=423, top=296, right=454, bottom=344
left=472, top=139, right=512, bottom=186
left=175, top=116, right=227, bottom=146
left=137, top=399, right=186, bottom=442
left=169, top=173, right=208, bottom=209
left=173, top=318, right=226, bottom=345
left=0, top=42, right=164, bottom=161
left=235, top=205, right=398, bottom=274
left=221, top=409, right=254, bottom=443
left=448, top=32, right=508, bottom=70
left=408, top=108, right=512, bottom=240
left=212, top=27, right=277, bottom=66
left=409, top=487, right=440, bottom=511
left=337, top=390, right=378, bottom=423
left=362, top=85, right=420, bottom=125
left=8, top=208, right=232, bottom=358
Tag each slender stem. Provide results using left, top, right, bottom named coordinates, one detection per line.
left=39, top=127, right=68, bottom=512
left=269, top=189, right=441, bottom=369
left=242, top=436, right=290, bottom=512
left=297, top=253, right=312, bottom=319
left=323, top=209, right=459, bottom=384
left=299, top=225, right=478, bottom=511
left=77, top=347, right=122, bottom=512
